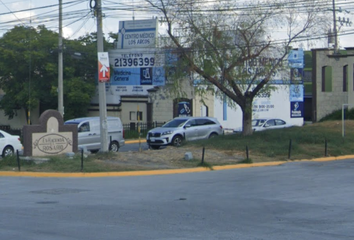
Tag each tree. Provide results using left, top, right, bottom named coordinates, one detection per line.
left=0, top=25, right=100, bottom=122
left=146, top=0, right=328, bottom=135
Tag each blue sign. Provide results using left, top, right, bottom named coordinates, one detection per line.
left=178, top=102, right=191, bottom=116
left=290, top=101, right=304, bottom=118
left=288, top=49, right=304, bottom=68
left=290, top=85, right=304, bottom=102
left=111, top=67, right=165, bottom=86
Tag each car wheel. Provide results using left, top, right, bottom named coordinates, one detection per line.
left=2, top=146, right=14, bottom=158
left=109, top=141, right=119, bottom=152
left=209, top=133, right=218, bottom=138
left=149, top=145, right=160, bottom=150
left=172, top=135, right=183, bottom=147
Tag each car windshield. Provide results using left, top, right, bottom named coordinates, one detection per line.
left=162, top=118, right=189, bottom=128
left=252, top=119, right=266, bottom=127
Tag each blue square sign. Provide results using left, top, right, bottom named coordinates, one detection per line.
left=290, top=101, right=304, bottom=118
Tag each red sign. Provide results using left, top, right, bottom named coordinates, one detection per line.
left=98, top=52, right=110, bottom=82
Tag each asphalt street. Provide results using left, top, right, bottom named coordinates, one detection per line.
left=1, top=158, right=354, bottom=240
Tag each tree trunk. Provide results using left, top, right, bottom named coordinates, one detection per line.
left=242, top=96, right=253, bottom=136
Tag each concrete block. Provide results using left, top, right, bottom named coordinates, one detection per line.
left=184, top=152, right=193, bottom=161
left=66, top=152, right=75, bottom=159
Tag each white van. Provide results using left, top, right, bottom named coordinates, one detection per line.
left=65, top=117, right=125, bottom=153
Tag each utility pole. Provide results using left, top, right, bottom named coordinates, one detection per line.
left=58, top=0, right=64, bottom=116
left=95, top=0, right=109, bottom=152
left=332, top=0, right=339, bottom=54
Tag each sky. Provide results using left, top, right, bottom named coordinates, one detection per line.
left=0, top=0, right=156, bottom=40
left=1, top=0, right=354, bottom=49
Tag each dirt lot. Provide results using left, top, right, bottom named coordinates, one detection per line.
left=95, top=146, right=246, bottom=170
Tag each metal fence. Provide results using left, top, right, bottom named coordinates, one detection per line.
left=123, top=122, right=165, bottom=139
left=0, top=125, right=22, bottom=137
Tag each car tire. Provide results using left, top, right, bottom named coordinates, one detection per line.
left=2, top=146, right=14, bottom=158
left=149, top=145, right=160, bottom=150
left=109, top=141, right=120, bottom=152
left=172, top=135, right=183, bottom=147
left=209, top=133, right=218, bottom=138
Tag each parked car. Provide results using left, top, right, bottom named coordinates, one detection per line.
left=0, top=130, right=23, bottom=157
left=234, top=118, right=293, bottom=133
left=65, top=117, right=125, bottom=153
left=146, top=116, right=223, bottom=149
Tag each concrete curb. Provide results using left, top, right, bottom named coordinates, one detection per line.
left=0, top=155, right=353, bottom=178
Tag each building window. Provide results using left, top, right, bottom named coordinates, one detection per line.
left=130, top=111, right=136, bottom=121
left=343, top=65, right=348, bottom=92
left=137, top=111, right=143, bottom=121
left=322, top=66, right=332, bottom=92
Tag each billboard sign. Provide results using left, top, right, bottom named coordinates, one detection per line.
left=117, top=19, right=158, bottom=49
left=109, top=48, right=165, bottom=87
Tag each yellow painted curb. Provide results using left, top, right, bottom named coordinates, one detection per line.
left=1, top=155, right=353, bottom=178
left=126, top=139, right=146, bottom=144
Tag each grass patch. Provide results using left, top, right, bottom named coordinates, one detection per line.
left=2, top=120, right=354, bottom=172
left=238, top=158, right=253, bottom=164
left=197, top=161, right=213, bottom=170
left=188, top=120, right=354, bottom=162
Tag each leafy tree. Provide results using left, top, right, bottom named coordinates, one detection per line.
left=0, top=25, right=101, bottom=122
left=146, top=0, right=328, bottom=135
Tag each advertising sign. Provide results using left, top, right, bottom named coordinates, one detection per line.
left=109, top=48, right=165, bottom=87
left=98, top=52, right=110, bottom=82
left=178, top=102, right=191, bottom=116
left=288, top=48, right=304, bottom=84
left=290, top=101, right=304, bottom=118
left=289, top=84, right=304, bottom=101
left=117, top=19, right=158, bottom=49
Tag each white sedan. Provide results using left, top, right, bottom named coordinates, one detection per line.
left=0, top=130, right=23, bottom=157
left=234, top=118, right=293, bottom=132
left=252, top=118, right=293, bottom=131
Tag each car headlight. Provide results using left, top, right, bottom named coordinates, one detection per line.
left=161, top=130, right=173, bottom=136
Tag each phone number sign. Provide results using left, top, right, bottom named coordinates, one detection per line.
left=109, top=50, right=165, bottom=86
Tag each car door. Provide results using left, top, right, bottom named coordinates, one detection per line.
left=183, top=119, right=199, bottom=141
left=77, top=121, right=92, bottom=147
left=195, top=118, right=212, bottom=139
left=78, top=120, right=101, bottom=150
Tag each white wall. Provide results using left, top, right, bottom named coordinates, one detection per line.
left=214, top=85, right=304, bottom=130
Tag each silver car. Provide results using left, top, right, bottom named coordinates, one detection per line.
left=146, top=117, right=223, bottom=149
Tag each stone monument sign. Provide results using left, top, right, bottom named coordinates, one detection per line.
left=23, top=110, right=78, bottom=156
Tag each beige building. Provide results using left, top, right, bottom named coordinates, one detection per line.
left=312, top=48, right=354, bottom=122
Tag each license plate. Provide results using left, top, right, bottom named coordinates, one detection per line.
left=150, top=138, right=155, bottom=142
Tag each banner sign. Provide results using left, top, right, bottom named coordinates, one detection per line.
left=98, top=52, right=110, bottom=82
left=118, top=19, right=158, bottom=49
left=288, top=48, right=304, bottom=84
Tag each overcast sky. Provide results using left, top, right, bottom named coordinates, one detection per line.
left=1, top=0, right=354, bottom=49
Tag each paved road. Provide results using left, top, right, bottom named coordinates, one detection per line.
left=1, top=159, right=354, bottom=240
